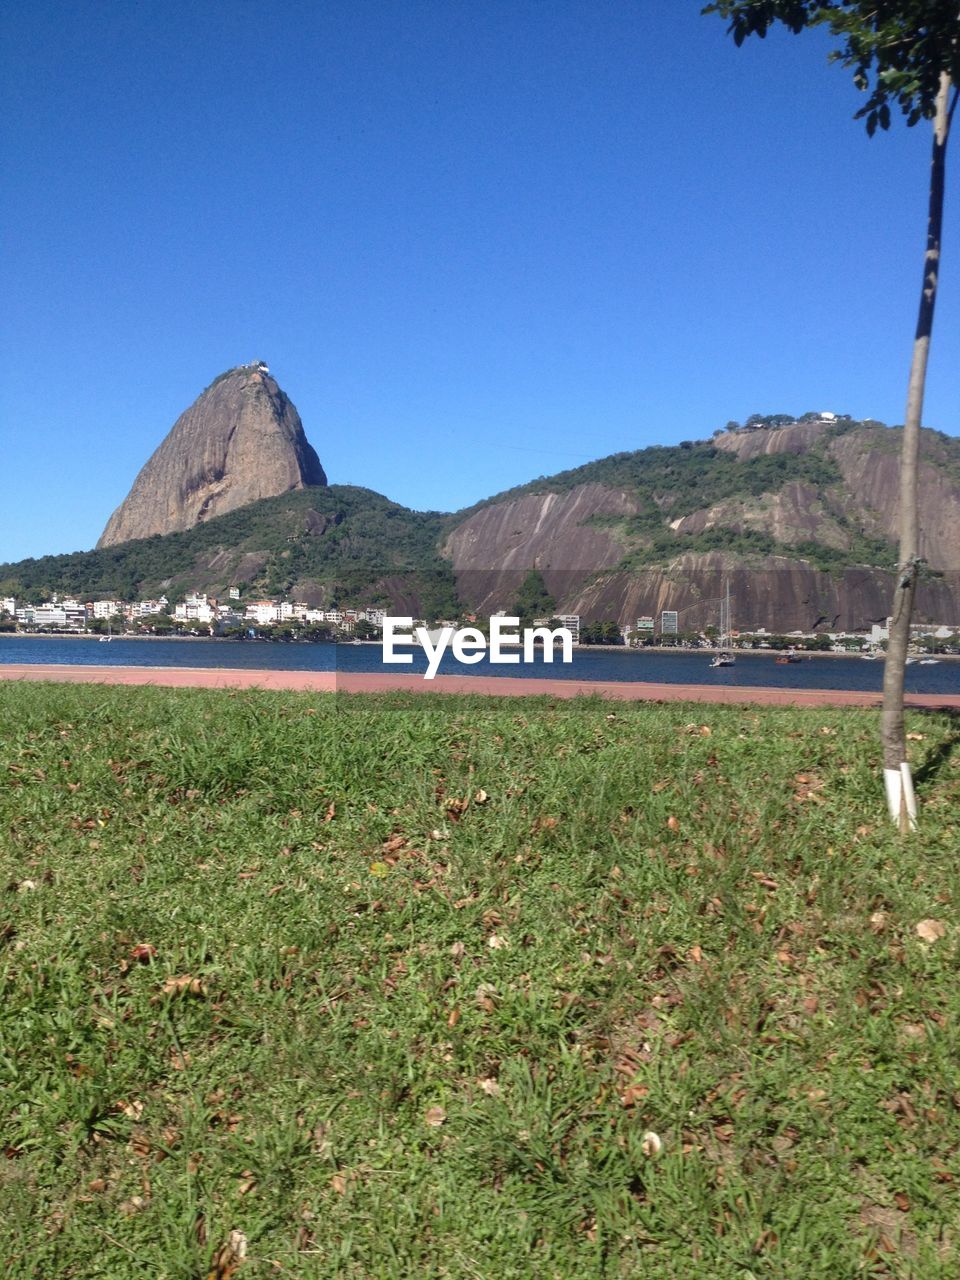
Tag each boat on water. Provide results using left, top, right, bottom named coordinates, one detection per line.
left=919, top=658, right=940, bottom=665
left=861, top=647, right=881, bottom=660
left=709, top=581, right=735, bottom=668
left=776, top=648, right=802, bottom=664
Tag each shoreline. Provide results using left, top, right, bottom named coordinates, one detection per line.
left=2, top=633, right=956, bottom=661
left=1, top=662, right=958, bottom=709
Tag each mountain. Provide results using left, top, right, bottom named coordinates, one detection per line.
left=442, top=418, right=960, bottom=630
left=97, top=363, right=326, bottom=547
left=4, top=413, right=959, bottom=632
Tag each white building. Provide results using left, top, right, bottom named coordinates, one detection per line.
left=557, top=614, right=580, bottom=643
left=17, top=598, right=87, bottom=630
left=278, top=601, right=309, bottom=622
left=245, top=600, right=280, bottom=626
left=92, top=599, right=124, bottom=620
left=130, top=597, right=169, bottom=618
left=174, top=593, right=217, bottom=625
left=1, top=597, right=15, bottom=617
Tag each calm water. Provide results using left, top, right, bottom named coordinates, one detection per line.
left=2, top=635, right=957, bottom=694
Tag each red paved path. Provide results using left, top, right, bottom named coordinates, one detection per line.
left=2, top=662, right=958, bottom=709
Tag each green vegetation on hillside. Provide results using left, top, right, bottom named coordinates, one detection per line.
left=1, top=684, right=959, bottom=1277
left=0, top=487, right=459, bottom=616
left=614, top=525, right=898, bottom=574
left=451, top=421, right=916, bottom=573
left=512, top=568, right=556, bottom=624
left=455, top=422, right=852, bottom=516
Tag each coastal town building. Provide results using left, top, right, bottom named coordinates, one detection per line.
left=92, top=599, right=124, bottom=619
left=4, top=586, right=958, bottom=652
left=214, top=608, right=245, bottom=631
left=174, top=593, right=217, bottom=625
left=16, top=598, right=87, bottom=630
left=245, top=600, right=281, bottom=626
left=130, top=597, right=169, bottom=618
left=557, top=614, right=581, bottom=642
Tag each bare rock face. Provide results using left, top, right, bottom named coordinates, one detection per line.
left=97, top=364, right=326, bottom=547
left=443, top=482, right=638, bottom=613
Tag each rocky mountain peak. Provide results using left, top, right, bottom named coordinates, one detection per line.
left=97, top=364, right=326, bottom=547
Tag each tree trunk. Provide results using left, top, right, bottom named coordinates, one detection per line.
left=881, top=74, right=954, bottom=831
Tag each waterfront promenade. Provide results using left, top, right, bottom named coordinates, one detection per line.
left=2, top=662, right=958, bottom=709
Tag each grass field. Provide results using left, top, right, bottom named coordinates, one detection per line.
left=1, top=683, right=958, bottom=1279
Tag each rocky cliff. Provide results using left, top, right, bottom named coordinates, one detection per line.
left=442, top=420, right=960, bottom=629
left=97, top=364, right=326, bottom=547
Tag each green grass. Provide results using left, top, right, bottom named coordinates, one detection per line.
left=1, top=684, right=958, bottom=1279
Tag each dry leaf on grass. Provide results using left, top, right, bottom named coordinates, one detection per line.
left=620, top=1083, right=649, bottom=1108
left=158, top=974, right=206, bottom=998
left=206, top=1229, right=248, bottom=1279
left=915, top=919, right=945, bottom=944
left=424, top=1105, right=447, bottom=1127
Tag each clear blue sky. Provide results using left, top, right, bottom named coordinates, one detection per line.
left=1, top=0, right=957, bottom=561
